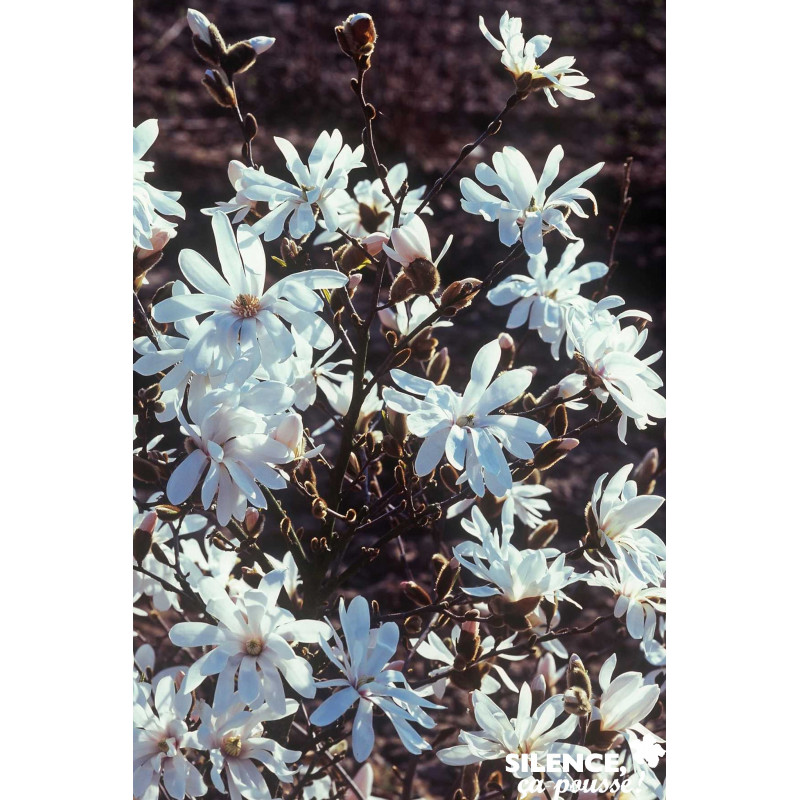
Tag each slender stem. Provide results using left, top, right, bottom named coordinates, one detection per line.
left=414, top=93, right=521, bottom=215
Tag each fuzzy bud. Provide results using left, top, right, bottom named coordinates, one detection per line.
left=222, top=41, right=257, bottom=75
left=404, top=615, right=424, bottom=635
left=133, top=511, right=158, bottom=564
left=566, top=654, right=593, bottom=696
left=440, top=278, right=482, bottom=314
left=455, top=620, right=481, bottom=662
left=426, top=347, right=450, bottom=385
left=633, top=447, right=660, bottom=495
left=533, top=437, right=579, bottom=471
left=434, top=557, right=461, bottom=600
left=202, top=69, right=236, bottom=108
left=527, top=519, right=559, bottom=549
left=243, top=508, right=262, bottom=537
left=154, top=504, right=182, bottom=521
left=404, top=258, right=440, bottom=295
left=553, top=403, right=569, bottom=437
left=563, top=686, right=592, bottom=716
left=336, top=13, right=378, bottom=62
left=401, top=581, right=432, bottom=607
left=389, top=273, right=416, bottom=304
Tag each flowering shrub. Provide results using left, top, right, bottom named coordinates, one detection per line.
left=134, top=8, right=665, bottom=800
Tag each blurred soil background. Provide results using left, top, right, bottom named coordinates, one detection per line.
left=134, top=0, right=665, bottom=791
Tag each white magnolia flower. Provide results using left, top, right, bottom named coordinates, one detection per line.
left=455, top=507, right=581, bottom=605
left=313, top=369, right=382, bottom=436
left=585, top=553, right=665, bottom=640
left=310, top=596, right=440, bottom=761
left=165, top=384, right=297, bottom=525
left=152, top=213, right=348, bottom=379
left=133, top=119, right=185, bottom=250
left=384, top=339, right=549, bottom=496
left=590, top=654, right=661, bottom=737
left=239, top=130, right=365, bottom=241
left=186, top=697, right=300, bottom=800
left=133, top=510, right=205, bottom=613
left=460, top=145, right=603, bottom=256
left=203, top=160, right=271, bottom=223
left=134, top=676, right=206, bottom=800
left=567, top=297, right=666, bottom=442
left=378, top=295, right=453, bottom=339
left=478, top=12, right=594, bottom=106
left=415, top=624, right=525, bottom=698
left=383, top=213, right=453, bottom=269
left=276, top=339, right=352, bottom=412
left=316, top=163, right=429, bottom=244
left=588, top=464, right=665, bottom=584
left=170, top=570, right=330, bottom=712
left=447, top=481, right=551, bottom=530
left=437, top=680, right=588, bottom=773
left=487, top=241, right=607, bottom=359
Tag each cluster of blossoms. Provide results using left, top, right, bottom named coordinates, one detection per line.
left=133, top=8, right=665, bottom=800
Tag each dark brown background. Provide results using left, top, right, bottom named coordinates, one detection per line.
left=134, top=1, right=665, bottom=789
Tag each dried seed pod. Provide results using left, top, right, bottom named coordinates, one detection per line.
left=311, top=498, right=328, bottom=520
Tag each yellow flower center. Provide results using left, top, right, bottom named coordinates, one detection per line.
left=222, top=734, right=242, bottom=758
left=245, top=637, right=264, bottom=656
left=231, top=294, right=261, bottom=318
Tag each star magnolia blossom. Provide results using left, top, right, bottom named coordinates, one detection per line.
left=310, top=596, right=441, bottom=762
left=378, top=295, right=453, bottom=338
left=384, top=339, right=549, bottom=496
left=585, top=553, right=666, bottom=640
left=447, top=479, right=552, bottom=529
left=460, top=145, right=603, bottom=256
left=170, top=570, right=330, bottom=712
left=133, top=676, right=206, bottom=800
left=479, top=12, right=594, bottom=107
left=487, top=240, right=608, bottom=359
left=455, top=507, right=581, bottom=604
left=316, top=162, right=430, bottom=244
left=152, top=213, right=348, bottom=379
left=567, top=297, right=666, bottom=442
left=437, top=680, right=588, bottom=773
left=591, top=653, right=661, bottom=737
left=185, top=697, right=301, bottom=800
left=588, top=464, right=666, bottom=585
left=240, top=129, right=365, bottom=241
left=383, top=212, right=453, bottom=269
left=133, top=119, right=185, bottom=250
left=415, top=624, right=525, bottom=698
left=166, top=385, right=298, bottom=525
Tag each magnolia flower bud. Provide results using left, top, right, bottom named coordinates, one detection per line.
left=133, top=511, right=158, bottom=564
left=404, top=258, right=440, bottom=295
left=243, top=508, right=262, bottom=536
left=272, top=414, right=303, bottom=454
left=455, top=620, right=481, bottom=662
left=361, top=231, right=389, bottom=255
left=533, top=437, right=579, bottom=471
left=563, top=686, right=592, bottom=716
left=248, top=36, right=276, bottom=55
left=529, top=519, right=560, bottom=550
left=202, top=69, right=236, bottom=108
left=426, top=347, right=450, bottom=385
left=434, top=557, right=460, bottom=600
left=389, top=273, right=415, bottom=304
left=498, top=332, right=514, bottom=350
left=401, top=581, right=432, bottom=607
left=440, top=278, right=482, bottom=313
left=531, top=673, right=547, bottom=709
left=567, top=653, right=593, bottom=696
left=187, top=8, right=212, bottom=45
left=336, top=13, right=378, bottom=61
